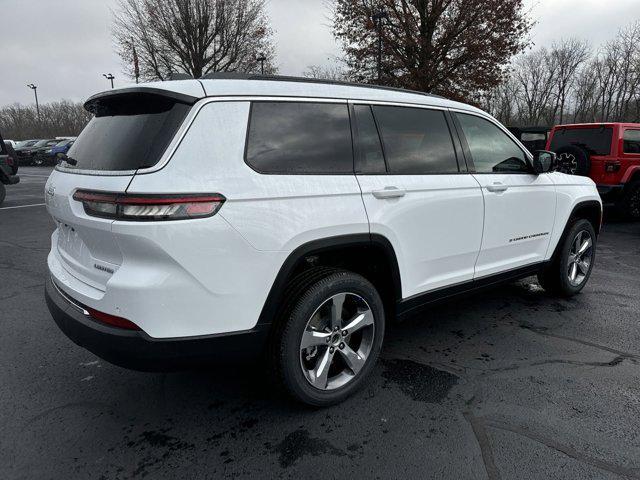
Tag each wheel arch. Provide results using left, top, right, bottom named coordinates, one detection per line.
left=257, top=234, right=402, bottom=327
left=549, top=200, right=602, bottom=261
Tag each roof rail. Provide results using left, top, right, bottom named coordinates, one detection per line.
left=199, top=73, right=444, bottom=99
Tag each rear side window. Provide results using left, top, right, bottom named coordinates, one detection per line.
left=245, top=102, right=353, bottom=174
left=623, top=130, right=640, bottom=154
left=61, top=93, right=192, bottom=171
left=456, top=113, right=529, bottom=173
left=353, top=104, right=386, bottom=173
left=550, top=127, right=613, bottom=156
left=372, top=106, right=458, bottom=174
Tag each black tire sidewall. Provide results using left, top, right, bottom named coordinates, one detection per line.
left=555, top=219, right=597, bottom=295
left=623, top=182, right=640, bottom=219
left=279, top=271, right=385, bottom=406
left=0, top=182, right=5, bottom=205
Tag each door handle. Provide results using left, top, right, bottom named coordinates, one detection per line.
left=372, top=187, right=406, bottom=199
left=486, top=182, right=509, bottom=193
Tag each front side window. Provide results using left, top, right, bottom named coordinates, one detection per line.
left=456, top=113, right=529, bottom=173
left=373, top=106, right=458, bottom=174
left=245, top=102, right=353, bottom=174
left=623, top=130, right=640, bottom=154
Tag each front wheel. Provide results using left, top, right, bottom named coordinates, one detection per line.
left=538, top=219, right=596, bottom=296
left=274, top=270, right=385, bottom=406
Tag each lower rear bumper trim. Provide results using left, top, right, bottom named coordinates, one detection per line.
left=45, top=276, right=270, bottom=371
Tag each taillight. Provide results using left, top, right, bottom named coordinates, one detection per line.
left=86, top=307, right=141, bottom=330
left=72, top=190, right=225, bottom=221
left=6, top=156, right=14, bottom=166
left=604, top=161, right=621, bottom=173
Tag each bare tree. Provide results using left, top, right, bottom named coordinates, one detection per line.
left=113, top=0, right=277, bottom=81
left=512, top=48, right=556, bottom=125
left=549, top=39, right=590, bottom=124
left=333, top=0, right=532, bottom=101
left=302, top=63, right=350, bottom=81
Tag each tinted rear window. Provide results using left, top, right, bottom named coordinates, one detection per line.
left=372, top=106, right=458, bottom=174
left=245, top=102, right=353, bottom=174
left=550, top=127, right=613, bottom=156
left=60, top=93, right=191, bottom=171
left=623, top=130, right=640, bottom=154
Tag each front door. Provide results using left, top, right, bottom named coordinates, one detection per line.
left=454, top=112, right=556, bottom=279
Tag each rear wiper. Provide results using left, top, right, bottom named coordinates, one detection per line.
left=59, top=153, right=77, bottom=166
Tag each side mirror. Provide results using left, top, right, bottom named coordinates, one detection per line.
left=532, top=150, right=556, bottom=174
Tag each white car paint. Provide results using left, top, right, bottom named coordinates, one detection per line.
left=45, top=79, right=601, bottom=340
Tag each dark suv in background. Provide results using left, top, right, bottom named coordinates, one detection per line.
left=547, top=123, right=640, bottom=219
left=0, top=131, right=20, bottom=205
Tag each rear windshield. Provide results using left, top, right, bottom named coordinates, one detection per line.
left=550, top=127, right=613, bottom=155
left=60, top=93, right=191, bottom=171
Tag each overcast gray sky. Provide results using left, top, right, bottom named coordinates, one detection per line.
left=1, top=0, right=638, bottom=107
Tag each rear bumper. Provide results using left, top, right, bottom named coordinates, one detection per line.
left=45, top=276, right=270, bottom=371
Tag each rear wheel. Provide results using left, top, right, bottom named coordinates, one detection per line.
left=621, top=181, right=640, bottom=220
left=0, top=183, right=5, bottom=205
left=274, top=270, right=385, bottom=406
left=538, top=219, right=596, bottom=296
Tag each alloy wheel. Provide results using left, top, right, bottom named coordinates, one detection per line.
left=299, top=292, right=375, bottom=391
left=567, top=230, right=593, bottom=286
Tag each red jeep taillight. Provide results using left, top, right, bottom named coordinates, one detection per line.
left=6, top=156, right=14, bottom=166
left=604, top=161, right=621, bottom=173
left=72, top=190, right=225, bottom=221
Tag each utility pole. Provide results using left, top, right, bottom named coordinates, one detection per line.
left=372, top=9, right=387, bottom=83
left=256, top=54, right=267, bottom=75
left=27, top=84, right=39, bottom=117
left=103, top=73, right=115, bottom=89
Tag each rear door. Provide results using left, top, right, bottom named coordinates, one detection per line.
left=453, top=112, right=556, bottom=278
left=45, top=91, right=194, bottom=292
left=353, top=103, right=484, bottom=298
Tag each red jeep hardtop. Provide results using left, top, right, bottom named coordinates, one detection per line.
left=546, top=122, right=640, bottom=218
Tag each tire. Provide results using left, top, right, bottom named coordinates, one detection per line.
left=554, top=145, right=591, bottom=176
left=0, top=182, right=5, bottom=206
left=621, top=181, right=640, bottom=220
left=538, top=219, right=596, bottom=296
left=273, top=269, right=385, bottom=406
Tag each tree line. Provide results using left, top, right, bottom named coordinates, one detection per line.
left=0, top=101, right=91, bottom=141
left=3, top=1, right=637, bottom=140
left=479, top=22, right=640, bottom=127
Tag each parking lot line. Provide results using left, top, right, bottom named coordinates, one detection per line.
left=0, top=203, right=46, bottom=210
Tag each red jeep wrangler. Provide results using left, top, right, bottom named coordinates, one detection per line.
left=546, top=123, right=640, bottom=218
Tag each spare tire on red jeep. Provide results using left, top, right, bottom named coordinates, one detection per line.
left=554, top=145, right=591, bottom=176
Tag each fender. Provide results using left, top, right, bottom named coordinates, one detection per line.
left=548, top=200, right=602, bottom=262
left=256, top=233, right=401, bottom=326
left=621, top=165, right=640, bottom=184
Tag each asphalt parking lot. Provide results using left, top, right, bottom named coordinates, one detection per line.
left=2, top=167, right=640, bottom=479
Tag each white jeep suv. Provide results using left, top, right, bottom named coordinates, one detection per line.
left=44, top=76, right=601, bottom=405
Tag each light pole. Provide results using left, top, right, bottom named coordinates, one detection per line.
left=27, top=84, right=39, bottom=117
left=372, top=9, right=387, bottom=83
left=103, top=73, right=115, bottom=89
left=256, top=54, right=267, bottom=75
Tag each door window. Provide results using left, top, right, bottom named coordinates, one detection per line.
left=456, top=113, right=529, bottom=173
left=245, top=102, right=353, bottom=174
left=372, top=106, right=458, bottom=174
left=623, top=130, right=640, bottom=154
left=353, top=104, right=386, bottom=173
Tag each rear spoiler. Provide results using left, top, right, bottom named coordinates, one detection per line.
left=84, top=87, right=200, bottom=113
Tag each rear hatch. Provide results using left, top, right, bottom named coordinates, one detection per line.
left=45, top=89, right=196, bottom=292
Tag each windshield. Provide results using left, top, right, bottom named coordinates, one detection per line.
left=550, top=127, right=613, bottom=155
left=16, top=140, right=37, bottom=148
left=61, top=93, right=192, bottom=171
left=32, top=140, right=51, bottom=148
left=55, top=139, right=72, bottom=146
